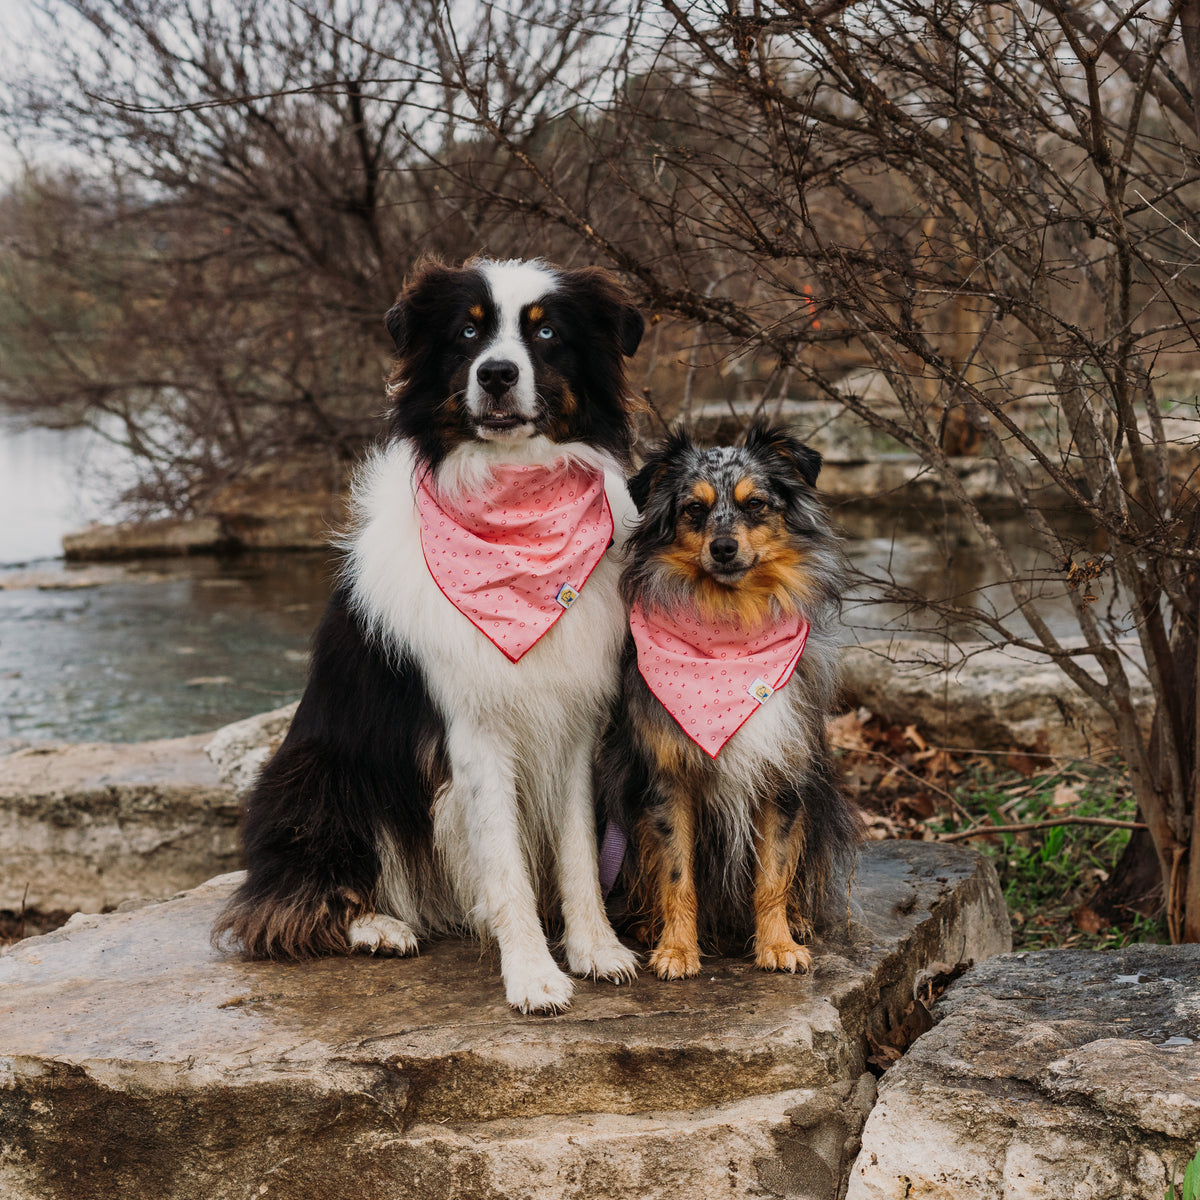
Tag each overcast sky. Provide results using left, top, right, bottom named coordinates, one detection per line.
left=0, top=0, right=78, bottom=187
left=0, top=0, right=37, bottom=185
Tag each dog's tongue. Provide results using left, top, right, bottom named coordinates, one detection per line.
left=416, top=461, right=613, bottom=662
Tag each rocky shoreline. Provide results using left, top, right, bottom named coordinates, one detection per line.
left=0, top=641, right=1183, bottom=1200
left=0, top=638, right=1149, bottom=922
left=62, top=453, right=351, bottom=560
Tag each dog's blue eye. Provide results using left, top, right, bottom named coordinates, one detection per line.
left=536, top=325, right=555, bottom=340
left=462, top=324, right=478, bottom=339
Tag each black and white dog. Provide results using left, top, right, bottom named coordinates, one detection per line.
left=214, top=258, right=644, bottom=1013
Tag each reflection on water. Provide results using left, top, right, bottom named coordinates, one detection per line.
left=0, top=415, right=136, bottom=566
left=0, top=554, right=334, bottom=744
left=835, top=500, right=1121, bottom=644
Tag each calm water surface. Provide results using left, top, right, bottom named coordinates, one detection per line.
left=0, top=414, right=1097, bottom=743
left=0, top=416, right=331, bottom=742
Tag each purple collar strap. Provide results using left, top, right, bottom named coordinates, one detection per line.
left=598, top=818, right=627, bottom=898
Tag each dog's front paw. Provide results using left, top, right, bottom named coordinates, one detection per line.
left=649, top=942, right=701, bottom=980
left=567, top=936, right=639, bottom=984
left=754, top=940, right=813, bottom=974
left=505, top=962, right=575, bottom=1014
left=348, top=914, right=419, bottom=957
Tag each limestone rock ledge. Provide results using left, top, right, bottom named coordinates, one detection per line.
left=841, top=638, right=1153, bottom=759
left=0, top=841, right=1009, bottom=1200
left=849, top=944, right=1200, bottom=1200
left=0, top=734, right=240, bottom=913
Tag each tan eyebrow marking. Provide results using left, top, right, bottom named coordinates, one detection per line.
left=468, top=304, right=484, bottom=321
left=692, top=481, right=716, bottom=506
left=527, top=304, right=545, bottom=323
left=734, top=477, right=756, bottom=504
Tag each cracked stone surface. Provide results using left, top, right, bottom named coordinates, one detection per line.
left=204, top=703, right=298, bottom=798
left=848, top=944, right=1200, bottom=1200
left=0, top=735, right=239, bottom=913
left=0, top=841, right=1009, bottom=1200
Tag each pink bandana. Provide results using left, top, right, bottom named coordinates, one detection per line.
left=417, top=461, right=614, bottom=662
left=629, top=600, right=810, bottom=758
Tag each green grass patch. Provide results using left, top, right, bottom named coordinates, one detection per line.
left=928, top=760, right=1168, bottom=952
left=1167, top=1146, right=1200, bottom=1200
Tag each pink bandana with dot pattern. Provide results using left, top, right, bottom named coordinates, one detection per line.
left=417, top=462, right=613, bottom=662
left=629, top=600, right=810, bottom=758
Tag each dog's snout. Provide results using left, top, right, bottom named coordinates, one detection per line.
left=709, top=536, right=739, bottom=564
left=477, top=358, right=520, bottom=397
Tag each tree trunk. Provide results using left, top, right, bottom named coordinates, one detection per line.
left=1091, top=828, right=1163, bottom=923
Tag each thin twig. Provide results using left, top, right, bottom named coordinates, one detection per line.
left=938, top=816, right=1147, bottom=842
left=835, top=742, right=974, bottom=823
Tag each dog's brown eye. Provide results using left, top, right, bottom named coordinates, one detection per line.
left=743, top=497, right=766, bottom=512
left=684, top=501, right=708, bottom=520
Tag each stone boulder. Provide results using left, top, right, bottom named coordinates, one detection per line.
left=0, top=735, right=240, bottom=914
left=62, top=516, right=233, bottom=561
left=840, top=638, right=1153, bottom=758
left=849, top=944, right=1200, bottom=1200
left=61, top=454, right=350, bottom=560
left=0, top=841, right=1010, bottom=1200
left=204, top=701, right=298, bottom=797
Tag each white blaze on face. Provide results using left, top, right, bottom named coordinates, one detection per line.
left=468, top=260, right=558, bottom=431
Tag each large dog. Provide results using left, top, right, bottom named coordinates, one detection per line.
left=214, top=258, right=644, bottom=1013
left=598, top=424, right=860, bottom=979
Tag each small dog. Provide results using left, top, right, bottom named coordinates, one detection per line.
left=598, top=423, right=860, bottom=980
left=214, top=257, right=644, bottom=1013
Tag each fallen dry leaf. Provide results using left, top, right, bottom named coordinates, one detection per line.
left=827, top=710, right=871, bottom=752
left=1050, top=782, right=1083, bottom=812
left=1005, top=751, right=1043, bottom=777
left=1072, top=904, right=1108, bottom=935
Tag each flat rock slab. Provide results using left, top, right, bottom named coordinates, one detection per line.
left=841, top=638, right=1152, bottom=758
left=0, top=735, right=239, bottom=913
left=849, top=944, right=1200, bottom=1200
left=0, top=841, right=1009, bottom=1200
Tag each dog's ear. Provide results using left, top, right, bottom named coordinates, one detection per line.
left=744, top=422, right=822, bottom=488
left=618, top=307, right=646, bottom=358
left=383, top=300, right=408, bottom=353
left=628, top=426, right=694, bottom=512
left=561, top=267, right=645, bottom=358
left=627, top=458, right=668, bottom=514
left=384, top=259, right=456, bottom=356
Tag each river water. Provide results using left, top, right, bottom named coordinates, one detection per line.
left=0, top=415, right=1095, bottom=744
left=0, top=417, right=329, bottom=742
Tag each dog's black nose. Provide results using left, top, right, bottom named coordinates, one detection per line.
left=477, top=359, right=519, bottom=396
left=709, top=536, right=739, bottom=563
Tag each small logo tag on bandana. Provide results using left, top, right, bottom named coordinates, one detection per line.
left=555, top=583, right=579, bottom=610
left=748, top=678, right=774, bottom=704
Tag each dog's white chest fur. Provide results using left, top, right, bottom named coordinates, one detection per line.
left=345, top=439, right=633, bottom=727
